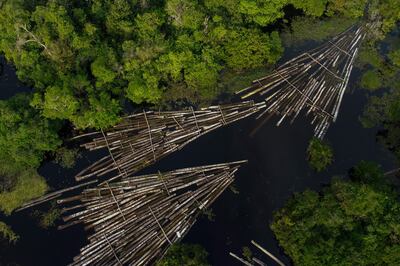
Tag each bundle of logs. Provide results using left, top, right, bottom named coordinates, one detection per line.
left=237, top=23, right=370, bottom=138
left=74, top=101, right=264, bottom=183
left=58, top=161, right=246, bottom=266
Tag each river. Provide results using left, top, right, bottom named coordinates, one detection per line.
left=0, top=37, right=397, bottom=266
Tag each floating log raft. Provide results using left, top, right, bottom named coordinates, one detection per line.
left=237, top=23, right=375, bottom=138
left=74, top=101, right=264, bottom=182
left=58, top=161, right=246, bottom=266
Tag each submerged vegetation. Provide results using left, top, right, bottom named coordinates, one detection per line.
left=271, top=161, right=400, bottom=265
left=53, top=147, right=80, bottom=169
left=0, top=222, right=19, bottom=244
left=33, top=205, right=61, bottom=228
left=307, top=138, right=333, bottom=172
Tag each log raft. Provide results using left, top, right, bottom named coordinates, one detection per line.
left=237, top=23, right=376, bottom=138
left=58, top=161, right=247, bottom=266
left=74, top=101, right=265, bottom=183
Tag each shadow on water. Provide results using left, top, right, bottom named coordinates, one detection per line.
left=0, top=35, right=397, bottom=266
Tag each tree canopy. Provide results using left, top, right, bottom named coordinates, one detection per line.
left=156, top=243, right=210, bottom=266
left=271, top=161, right=400, bottom=266
left=0, top=94, right=59, bottom=214
left=0, top=0, right=382, bottom=129
left=0, top=93, right=61, bottom=172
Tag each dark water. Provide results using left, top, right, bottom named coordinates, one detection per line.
left=0, top=40, right=397, bottom=266
left=0, top=57, right=32, bottom=99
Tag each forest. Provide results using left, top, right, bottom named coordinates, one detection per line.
left=0, top=0, right=400, bottom=265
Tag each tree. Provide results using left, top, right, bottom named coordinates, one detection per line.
left=238, top=0, right=287, bottom=26
left=0, top=94, right=59, bottom=214
left=307, top=137, right=333, bottom=172
left=326, top=0, right=368, bottom=18
left=271, top=162, right=400, bottom=266
left=0, top=93, right=61, bottom=171
left=360, top=70, right=383, bottom=90
left=224, top=29, right=283, bottom=70
left=157, top=243, right=210, bottom=266
left=31, top=86, right=79, bottom=120
left=165, top=0, right=205, bottom=30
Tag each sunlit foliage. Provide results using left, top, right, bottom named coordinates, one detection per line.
left=0, top=94, right=61, bottom=171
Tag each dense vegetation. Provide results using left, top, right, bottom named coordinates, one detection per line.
left=0, top=94, right=61, bottom=172
left=0, top=0, right=381, bottom=130
left=271, top=161, right=400, bottom=266
left=157, top=243, right=209, bottom=266
left=307, top=137, right=333, bottom=172
left=0, top=94, right=61, bottom=213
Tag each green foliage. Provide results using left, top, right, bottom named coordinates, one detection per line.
left=224, top=29, right=283, bottom=70
left=307, top=137, right=334, bottom=172
left=0, top=221, right=18, bottom=244
left=0, top=169, right=48, bottom=215
left=0, top=0, right=282, bottom=128
left=165, top=0, right=205, bottom=30
left=157, top=243, right=210, bottom=266
left=293, top=0, right=328, bottom=16
left=271, top=165, right=400, bottom=266
left=0, top=94, right=59, bottom=215
left=357, top=46, right=385, bottom=69
left=54, top=147, right=80, bottom=169
left=371, top=0, right=400, bottom=34
left=34, top=205, right=61, bottom=228
left=237, top=0, right=287, bottom=26
left=2, top=0, right=389, bottom=130
left=360, top=70, right=383, bottom=90
left=389, top=49, right=400, bottom=67
left=326, top=0, right=368, bottom=18
left=0, top=94, right=61, bottom=171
